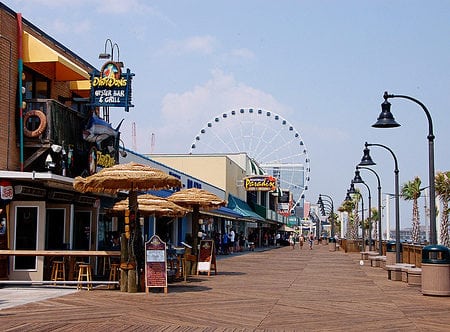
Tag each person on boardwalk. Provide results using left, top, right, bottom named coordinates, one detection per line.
left=308, top=233, right=314, bottom=250
left=289, top=232, right=296, bottom=249
left=228, top=228, right=235, bottom=254
left=299, top=234, right=305, bottom=249
left=222, top=232, right=229, bottom=255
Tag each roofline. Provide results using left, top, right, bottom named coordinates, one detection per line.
left=0, top=2, right=96, bottom=72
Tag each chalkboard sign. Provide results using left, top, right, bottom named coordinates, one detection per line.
left=197, top=239, right=217, bottom=276
left=145, top=235, right=167, bottom=294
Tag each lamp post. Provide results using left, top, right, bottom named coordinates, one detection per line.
left=373, top=91, right=436, bottom=245
left=99, top=38, right=124, bottom=70
left=356, top=166, right=383, bottom=255
left=348, top=181, right=365, bottom=251
left=318, top=194, right=335, bottom=238
left=359, top=142, right=401, bottom=263
left=352, top=171, right=372, bottom=251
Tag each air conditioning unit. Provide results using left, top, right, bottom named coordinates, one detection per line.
left=14, top=185, right=46, bottom=198
left=48, top=191, right=73, bottom=201
left=77, top=195, right=97, bottom=205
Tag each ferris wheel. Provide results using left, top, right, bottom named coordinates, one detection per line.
left=189, top=108, right=310, bottom=213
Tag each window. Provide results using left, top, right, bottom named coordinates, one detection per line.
left=73, top=211, right=91, bottom=250
left=15, top=207, right=38, bottom=270
left=45, top=209, right=65, bottom=250
left=97, top=213, right=113, bottom=250
left=23, top=68, right=50, bottom=99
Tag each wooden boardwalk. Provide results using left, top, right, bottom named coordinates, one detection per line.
left=1, top=243, right=450, bottom=331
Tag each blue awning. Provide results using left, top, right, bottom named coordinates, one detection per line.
left=227, top=194, right=265, bottom=222
left=148, top=190, right=243, bottom=220
left=146, top=189, right=174, bottom=198
left=202, top=206, right=244, bottom=220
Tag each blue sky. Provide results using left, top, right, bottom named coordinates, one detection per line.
left=4, top=0, right=450, bottom=230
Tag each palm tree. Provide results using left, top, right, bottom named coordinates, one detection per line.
left=435, top=171, right=450, bottom=247
left=338, top=198, right=356, bottom=239
left=350, top=190, right=361, bottom=240
left=370, top=207, right=379, bottom=240
left=330, top=212, right=340, bottom=235
left=401, top=176, right=422, bottom=243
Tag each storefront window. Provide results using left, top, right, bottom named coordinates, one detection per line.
left=97, top=213, right=113, bottom=250
left=23, top=68, right=50, bottom=99
left=15, top=206, right=38, bottom=270
left=45, top=209, right=65, bottom=250
left=260, top=191, right=267, bottom=206
left=73, top=211, right=91, bottom=250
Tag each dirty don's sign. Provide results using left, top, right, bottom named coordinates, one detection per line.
left=90, top=61, right=135, bottom=112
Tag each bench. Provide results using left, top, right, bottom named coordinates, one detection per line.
left=400, top=264, right=416, bottom=282
left=380, top=256, right=387, bottom=269
left=360, top=251, right=379, bottom=260
left=369, top=255, right=385, bottom=267
left=407, top=267, right=422, bottom=286
left=386, top=264, right=403, bottom=281
left=386, top=263, right=416, bottom=282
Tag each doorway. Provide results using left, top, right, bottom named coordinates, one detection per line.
left=45, top=208, right=65, bottom=250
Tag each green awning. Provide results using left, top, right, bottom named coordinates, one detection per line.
left=227, top=194, right=265, bottom=222
left=249, top=158, right=265, bottom=175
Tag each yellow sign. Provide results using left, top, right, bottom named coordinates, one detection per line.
left=244, top=176, right=277, bottom=191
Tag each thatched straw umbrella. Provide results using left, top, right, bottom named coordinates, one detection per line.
left=167, top=188, right=226, bottom=255
left=108, top=194, right=190, bottom=217
left=73, top=162, right=181, bottom=292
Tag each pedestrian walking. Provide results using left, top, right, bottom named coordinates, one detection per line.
left=299, top=234, right=305, bottom=249
left=308, top=233, right=314, bottom=250
left=289, top=232, right=296, bottom=249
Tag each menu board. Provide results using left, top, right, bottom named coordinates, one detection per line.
left=197, top=240, right=217, bottom=276
left=145, top=235, right=167, bottom=293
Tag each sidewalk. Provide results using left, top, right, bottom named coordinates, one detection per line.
left=1, top=243, right=450, bottom=331
left=0, top=286, right=77, bottom=310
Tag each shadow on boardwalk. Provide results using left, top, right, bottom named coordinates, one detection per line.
left=1, top=244, right=450, bottom=331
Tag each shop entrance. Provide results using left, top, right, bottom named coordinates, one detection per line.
left=14, top=206, right=38, bottom=270
left=45, top=208, right=65, bottom=250
left=73, top=211, right=91, bottom=250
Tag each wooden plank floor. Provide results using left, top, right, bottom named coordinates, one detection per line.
left=1, top=243, right=450, bottom=331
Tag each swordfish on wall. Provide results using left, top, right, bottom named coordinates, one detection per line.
left=83, top=112, right=124, bottom=144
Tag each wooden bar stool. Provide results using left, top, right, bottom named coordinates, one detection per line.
left=108, top=263, right=120, bottom=289
left=77, top=264, right=93, bottom=290
left=50, top=260, right=65, bottom=285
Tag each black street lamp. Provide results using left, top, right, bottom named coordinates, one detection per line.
left=373, top=91, right=436, bottom=245
left=318, top=194, right=335, bottom=237
left=348, top=181, right=365, bottom=251
left=359, top=142, right=401, bottom=263
left=353, top=170, right=372, bottom=251
left=356, top=166, right=383, bottom=255
left=99, top=38, right=123, bottom=67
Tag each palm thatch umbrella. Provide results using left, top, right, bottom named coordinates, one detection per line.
left=73, top=162, right=181, bottom=292
left=108, top=194, right=190, bottom=217
left=73, top=162, right=181, bottom=194
left=167, top=188, right=226, bottom=255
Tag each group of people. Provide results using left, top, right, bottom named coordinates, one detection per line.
left=289, top=232, right=315, bottom=250
left=213, top=228, right=249, bottom=255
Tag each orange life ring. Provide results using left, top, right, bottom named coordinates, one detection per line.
left=23, top=110, right=47, bottom=138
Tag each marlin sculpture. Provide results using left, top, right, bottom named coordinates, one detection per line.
left=83, top=113, right=124, bottom=144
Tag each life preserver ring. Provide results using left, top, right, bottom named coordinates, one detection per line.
left=23, top=110, right=47, bottom=138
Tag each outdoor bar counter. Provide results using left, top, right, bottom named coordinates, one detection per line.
left=0, top=250, right=121, bottom=282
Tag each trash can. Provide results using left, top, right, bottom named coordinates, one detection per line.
left=422, top=245, right=450, bottom=296
left=386, top=241, right=401, bottom=265
left=329, top=237, right=336, bottom=252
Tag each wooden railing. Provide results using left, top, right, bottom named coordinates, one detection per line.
left=339, top=240, right=425, bottom=267
left=401, top=244, right=423, bottom=268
